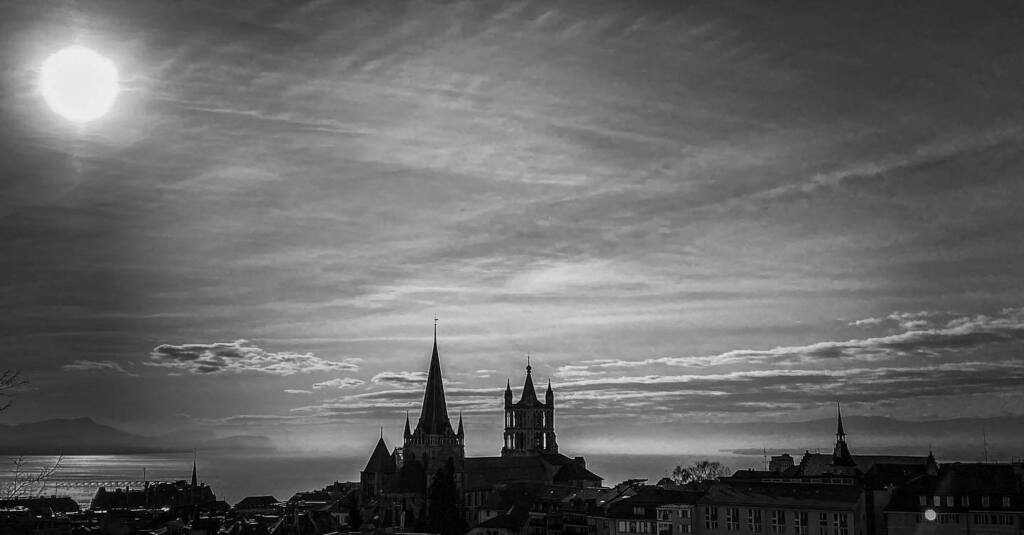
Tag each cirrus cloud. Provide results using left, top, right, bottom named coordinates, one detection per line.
left=312, top=377, right=366, bottom=390
left=148, top=339, right=360, bottom=375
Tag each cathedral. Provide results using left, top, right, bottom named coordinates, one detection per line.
left=358, top=327, right=602, bottom=530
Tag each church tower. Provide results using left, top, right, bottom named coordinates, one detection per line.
left=831, top=402, right=857, bottom=474
left=403, top=322, right=465, bottom=481
left=502, top=359, right=557, bottom=457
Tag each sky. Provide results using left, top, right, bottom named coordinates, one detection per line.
left=1, top=0, right=1024, bottom=458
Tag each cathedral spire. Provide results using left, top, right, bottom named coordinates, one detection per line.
left=545, top=379, right=554, bottom=405
left=404, top=411, right=411, bottom=438
left=416, top=320, right=453, bottom=435
left=191, top=450, right=198, bottom=488
left=836, top=401, right=846, bottom=441
left=457, top=412, right=464, bottom=437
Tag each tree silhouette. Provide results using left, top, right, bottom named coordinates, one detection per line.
left=1, top=369, right=63, bottom=500
left=671, top=460, right=731, bottom=484
left=345, top=489, right=362, bottom=530
left=0, top=370, right=25, bottom=413
left=427, top=458, right=464, bottom=535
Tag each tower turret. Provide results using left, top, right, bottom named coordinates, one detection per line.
left=545, top=379, right=554, bottom=405
left=504, top=379, right=513, bottom=408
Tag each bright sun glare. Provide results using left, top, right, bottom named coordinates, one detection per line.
left=40, top=46, right=120, bottom=123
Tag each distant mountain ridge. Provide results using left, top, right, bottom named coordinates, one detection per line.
left=0, top=417, right=275, bottom=455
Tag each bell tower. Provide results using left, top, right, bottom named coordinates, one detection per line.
left=502, top=358, right=557, bottom=457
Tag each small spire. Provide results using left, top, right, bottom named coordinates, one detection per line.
left=836, top=401, right=846, bottom=439
left=457, top=411, right=464, bottom=436
left=191, top=450, right=198, bottom=488
left=526, top=354, right=531, bottom=374
left=404, top=411, right=412, bottom=437
left=380, top=426, right=384, bottom=439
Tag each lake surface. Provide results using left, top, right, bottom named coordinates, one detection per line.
left=2, top=451, right=759, bottom=508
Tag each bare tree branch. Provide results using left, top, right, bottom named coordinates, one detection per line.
left=2, top=454, right=64, bottom=500
left=0, top=370, right=27, bottom=413
left=1, top=370, right=62, bottom=500
left=671, top=460, right=731, bottom=484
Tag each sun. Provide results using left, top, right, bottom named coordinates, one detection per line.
left=40, top=46, right=120, bottom=123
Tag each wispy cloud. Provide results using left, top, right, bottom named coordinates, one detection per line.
left=566, top=308, right=1024, bottom=370
left=312, top=377, right=365, bottom=390
left=61, top=360, right=134, bottom=375
left=148, top=340, right=360, bottom=375
left=370, top=371, right=428, bottom=387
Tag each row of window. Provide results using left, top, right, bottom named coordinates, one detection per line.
left=914, top=513, right=961, bottom=524
left=973, top=514, right=1015, bottom=525
left=705, top=509, right=849, bottom=535
left=658, top=521, right=692, bottom=535
left=918, top=495, right=1013, bottom=508
left=618, top=520, right=653, bottom=533
left=658, top=509, right=692, bottom=521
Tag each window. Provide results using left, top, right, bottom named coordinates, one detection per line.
left=659, top=510, right=673, bottom=521
left=680, top=525, right=691, bottom=534
left=918, top=496, right=926, bottom=506
left=933, top=496, right=940, bottom=507
left=961, top=496, right=969, bottom=507
left=770, top=511, right=785, bottom=534
left=658, top=522, right=672, bottom=535
left=1001, top=496, right=1010, bottom=508
left=946, top=496, right=953, bottom=507
left=795, top=512, right=809, bottom=535
left=619, top=521, right=628, bottom=532
left=819, top=513, right=829, bottom=535
left=748, top=509, right=763, bottom=533
left=705, top=507, right=719, bottom=530
left=833, top=514, right=848, bottom=535
left=635, top=507, right=646, bottom=516
left=981, top=496, right=990, bottom=508
left=726, top=508, right=740, bottom=531
left=973, top=514, right=1013, bottom=525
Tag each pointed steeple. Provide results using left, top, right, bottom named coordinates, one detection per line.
left=416, top=320, right=453, bottom=435
left=457, top=412, right=464, bottom=437
left=191, top=451, right=198, bottom=488
left=363, top=435, right=396, bottom=473
left=519, top=357, right=538, bottom=404
left=404, top=411, right=412, bottom=438
left=832, top=402, right=856, bottom=467
left=545, top=379, right=554, bottom=405
left=836, top=401, right=846, bottom=440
